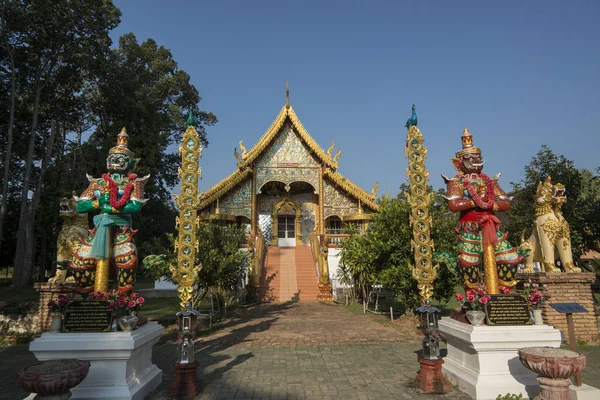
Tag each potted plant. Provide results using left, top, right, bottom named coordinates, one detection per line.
left=47, top=294, right=69, bottom=332
left=523, top=280, right=550, bottom=325
left=455, top=286, right=491, bottom=326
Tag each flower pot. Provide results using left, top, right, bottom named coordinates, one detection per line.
left=17, top=359, right=90, bottom=400
left=117, top=315, right=138, bottom=332
left=466, top=310, right=486, bottom=326
left=532, top=309, right=544, bottom=325
left=50, top=316, right=62, bottom=333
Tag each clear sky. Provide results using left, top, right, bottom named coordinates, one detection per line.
left=111, top=0, right=599, bottom=197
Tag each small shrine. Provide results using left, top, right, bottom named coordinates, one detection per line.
left=198, top=84, right=379, bottom=301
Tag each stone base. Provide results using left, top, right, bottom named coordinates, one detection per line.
left=318, top=283, right=333, bottom=302
left=29, top=322, right=164, bottom=400
left=439, top=317, right=562, bottom=400
left=416, top=358, right=451, bottom=394
left=168, top=361, right=199, bottom=398
left=569, top=384, right=600, bottom=400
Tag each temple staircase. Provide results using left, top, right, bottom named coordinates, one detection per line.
left=259, top=246, right=319, bottom=302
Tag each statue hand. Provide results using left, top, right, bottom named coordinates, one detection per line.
left=98, top=193, right=110, bottom=206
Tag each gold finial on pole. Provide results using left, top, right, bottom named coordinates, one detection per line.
left=285, top=81, right=290, bottom=109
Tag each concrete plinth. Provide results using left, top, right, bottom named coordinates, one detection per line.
left=439, top=318, right=561, bottom=400
left=29, top=322, right=164, bottom=400
left=569, top=384, right=600, bottom=400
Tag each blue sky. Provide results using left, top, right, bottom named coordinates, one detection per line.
left=112, top=0, right=599, bottom=196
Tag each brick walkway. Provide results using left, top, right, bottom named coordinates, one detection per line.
left=2, top=302, right=600, bottom=400
left=147, top=302, right=470, bottom=400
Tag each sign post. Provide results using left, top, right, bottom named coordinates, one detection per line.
left=550, top=302, right=588, bottom=387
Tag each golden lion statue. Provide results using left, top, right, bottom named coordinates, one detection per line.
left=48, top=197, right=89, bottom=283
left=520, top=176, right=581, bottom=273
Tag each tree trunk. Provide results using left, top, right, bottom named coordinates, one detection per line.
left=12, top=82, right=43, bottom=288
left=38, top=229, right=47, bottom=282
left=0, top=43, right=17, bottom=263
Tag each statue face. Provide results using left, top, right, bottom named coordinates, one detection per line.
left=106, top=152, right=132, bottom=172
left=460, top=152, right=485, bottom=173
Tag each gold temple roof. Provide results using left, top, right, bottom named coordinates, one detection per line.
left=198, top=103, right=378, bottom=212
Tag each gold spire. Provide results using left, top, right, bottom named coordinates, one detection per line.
left=109, top=127, right=135, bottom=157
left=285, top=81, right=290, bottom=109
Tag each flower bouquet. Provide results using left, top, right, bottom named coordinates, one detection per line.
left=523, top=280, right=550, bottom=310
left=455, top=286, right=491, bottom=326
left=48, top=294, right=69, bottom=316
left=47, top=294, right=69, bottom=332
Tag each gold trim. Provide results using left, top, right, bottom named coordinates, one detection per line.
left=200, top=103, right=379, bottom=213
left=323, top=169, right=379, bottom=212
left=342, top=213, right=374, bottom=222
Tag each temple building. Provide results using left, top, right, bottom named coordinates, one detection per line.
left=198, top=87, right=378, bottom=301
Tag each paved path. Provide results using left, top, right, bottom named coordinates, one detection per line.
left=2, top=302, right=600, bottom=400
left=148, top=302, right=469, bottom=400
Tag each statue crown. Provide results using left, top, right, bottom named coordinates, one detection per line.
left=455, top=127, right=481, bottom=158
left=109, top=127, right=135, bottom=157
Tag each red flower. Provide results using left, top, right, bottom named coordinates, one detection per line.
left=128, top=300, right=136, bottom=308
left=130, top=292, right=138, bottom=299
left=467, top=294, right=475, bottom=302
left=466, top=289, right=477, bottom=297
left=109, top=302, right=115, bottom=310
left=118, top=299, right=126, bottom=307
left=544, top=293, right=551, bottom=299
left=136, top=297, right=145, bottom=304
left=478, top=290, right=485, bottom=296
left=479, top=297, right=489, bottom=305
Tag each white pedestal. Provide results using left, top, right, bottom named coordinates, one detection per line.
left=29, top=322, right=164, bottom=400
left=569, top=384, right=600, bottom=400
left=439, top=318, right=561, bottom=400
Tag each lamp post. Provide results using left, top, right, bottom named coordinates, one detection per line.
left=169, top=303, right=200, bottom=397
left=414, top=300, right=451, bottom=393
left=416, top=300, right=441, bottom=360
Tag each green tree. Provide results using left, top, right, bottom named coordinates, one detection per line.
left=339, top=187, right=458, bottom=311
left=193, top=222, right=248, bottom=307
left=507, top=145, right=597, bottom=258
left=2, top=0, right=121, bottom=287
left=82, top=33, right=217, bottom=260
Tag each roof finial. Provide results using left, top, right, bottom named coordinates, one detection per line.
left=285, top=81, right=290, bottom=109
left=186, top=106, right=197, bottom=127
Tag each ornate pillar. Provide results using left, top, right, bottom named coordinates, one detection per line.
left=295, top=209, right=302, bottom=246
left=271, top=210, right=278, bottom=246
left=317, top=166, right=332, bottom=301
left=171, top=112, right=202, bottom=310
left=318, top=166, right=325, bottom=235
left=405, top=108, right=437, bottom=305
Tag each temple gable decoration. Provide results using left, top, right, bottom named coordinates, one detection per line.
left=198, top=86, right=378, bottom=246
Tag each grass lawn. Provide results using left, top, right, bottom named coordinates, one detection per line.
left=0, top=284, right=39, bottom=302
left=142, top=297, right=180, bottom=321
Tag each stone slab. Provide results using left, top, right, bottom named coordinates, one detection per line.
left=569, top=384, right=600, bottom=400
left=439, top=317, right=562, bottom=400
left=28, top=321, right=164, bottom=400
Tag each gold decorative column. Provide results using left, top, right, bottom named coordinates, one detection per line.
left=317, top=165, right=332, bottom=301
left=318, top=166, right=325, bottom=235
left=171, top=113, right=202, bottom=309
left=248, top=170, right=259, bottom=284
left=405, top=118, right=437, bottom=305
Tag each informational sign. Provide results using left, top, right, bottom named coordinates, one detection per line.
left=550, top=303, right=588, bottom=314
left=485, top=295, right=532, bottom=326
left=63, top=300, right=113, bottom=332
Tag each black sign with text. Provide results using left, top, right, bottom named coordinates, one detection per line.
left=63, top=300, right=112, bottom=332
left=550, top=303, right=588, bottom=314
left=485, top=294, right=531, bottom=326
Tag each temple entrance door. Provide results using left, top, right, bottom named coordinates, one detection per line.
left=277, top=216, right=296, bottom=247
